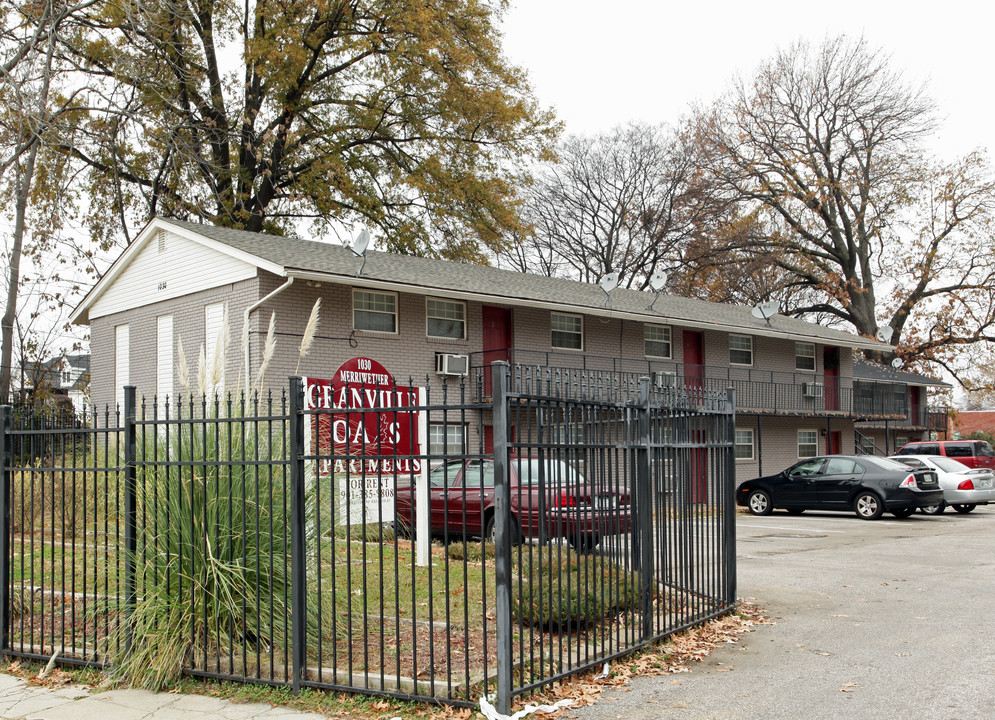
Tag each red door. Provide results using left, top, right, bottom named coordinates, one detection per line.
left=482, top=306, right=512, bottom=396
left=681, top=331, right=707, bottom=501
left=683, top=331, right=704, bottom=390
left=823, top=347, right=839, bottom=411
left=829, top=430, right=842, bottom=455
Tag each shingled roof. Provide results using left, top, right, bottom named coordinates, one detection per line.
left=76, top=217, right=891, bottom=352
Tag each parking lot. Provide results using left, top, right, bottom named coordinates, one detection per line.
left=576, top=507, right=995, bottom=719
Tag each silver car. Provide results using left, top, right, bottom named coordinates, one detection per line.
left=889, top=454, right=995, bottom=515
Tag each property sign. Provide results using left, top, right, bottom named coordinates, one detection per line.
left=304, top=357, right=426, bottom=526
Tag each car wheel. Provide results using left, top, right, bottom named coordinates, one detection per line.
left=484, top=515, right=522, bottom=546
left=568, top=533, right=601, bottom=553
left=891, top=507, right=915, bottom=519
left=952, top=503, right=977, bottom=514
left=853, top=491, right=884, bottom=520
left=747, top=489, right=773, bottom=516
left=920, top=501, right=946, bottom=516
left=786, top=508, right=805, bottom=515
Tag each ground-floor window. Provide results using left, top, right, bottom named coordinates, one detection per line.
left=798, top=429, right=819, bottom=458
left=429, top=423, right=466, bottom=456
left=735, top=428, right=754, bottom=460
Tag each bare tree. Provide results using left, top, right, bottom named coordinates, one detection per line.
left=696, top=35, right=995, bottom=380
left=1, top=1, right=93, bottom=401
left=500, top=123, right=751, bottom=290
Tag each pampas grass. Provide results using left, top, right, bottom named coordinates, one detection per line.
left=295, top=298, right=321, bottom=374
left=254, top=312, right=277, bottom=390
left=114, top=302, right=328, bottom=690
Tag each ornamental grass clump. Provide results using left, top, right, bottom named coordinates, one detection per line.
left=111, top=303, right=322, bottom=689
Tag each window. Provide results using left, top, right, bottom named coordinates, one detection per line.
left=115, top=324, right=129, bottom=410
left=735, top=429, right=754, bottom=460
left=825, top=458, right=859, bottom=475
left=945, top=443, right=972, bottom=457
left=788, top=457, right=825, bottom=477
left=729, top=334, right=753, bottom=365
left=429, top=423, right=465, bottom=456
left=429, top=460, right=464, bottom=488
left=859, top=435, right=876, bottom=454
left=795, top=342, right=816, bottom=371
left=462, top=459, right=495, bottom=488
left=353, top=290, right=397, bottom=333
left=895, top=436, right=909, bottom=450
left=426, top=298, right=466, bottom=339
left=157, top=315, right=173, bottom=400
left=797, top=430, right=818, bottom=458
left=551, top=312, right=583, bottom=350
left=644, top=324, right=672, bottom=358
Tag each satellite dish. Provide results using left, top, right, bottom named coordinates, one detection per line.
left=350, top=227, right=371, bottom=256
left=891, top=357, right=903, bottom=369
left=750, top=300, right=781, bottom=326
left=876, top=326, right=894, bottom=344
left=649, top=270, right=668, bottom=292
left=646, top=270, right=669, bottom=311
left=599, top=271, right=619, bottom=293
left=349, top=227, right=371, bottom=276
left=599, top=270, right=619, bottom=307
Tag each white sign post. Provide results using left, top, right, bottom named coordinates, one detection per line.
left=415, top=400, right=430, bottom=567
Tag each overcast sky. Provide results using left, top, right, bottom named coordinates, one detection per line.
left=500, top=1, right=993, bottom=160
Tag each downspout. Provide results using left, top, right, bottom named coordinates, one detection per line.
left=244, top=277, right=296, bottom=383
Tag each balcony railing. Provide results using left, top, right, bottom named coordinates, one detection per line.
left=467, top=349, right=942, bottom=421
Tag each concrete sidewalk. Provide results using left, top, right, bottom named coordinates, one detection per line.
left=0, top=673, right=328, bottom=720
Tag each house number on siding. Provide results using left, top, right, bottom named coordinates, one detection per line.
left=157, top=281, right=167, bottom=291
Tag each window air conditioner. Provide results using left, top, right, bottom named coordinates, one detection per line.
left=653, top=371, right=677, bottom=388
left=803, top=382, right=824, bottom=399
left=435, top=353, right=469, bottom=376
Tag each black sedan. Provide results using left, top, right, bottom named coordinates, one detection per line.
left=736, top=455, right=944, bottom=520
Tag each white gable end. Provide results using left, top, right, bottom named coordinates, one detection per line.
left=88, top=229, right=258, bottom=320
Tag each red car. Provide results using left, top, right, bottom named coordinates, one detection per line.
left=394, top=457, right=632, bottom=551
left=895, top=440, right=995, bottom=470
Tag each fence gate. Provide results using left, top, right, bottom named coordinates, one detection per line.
left=1, top=366, right=736, bottom=714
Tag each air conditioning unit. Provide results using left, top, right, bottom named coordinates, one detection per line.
left=803, top=382, right=824, bottom=399
left=435, top=353, right=469, bottom=376
left=653, top=371, right=677, bottom=388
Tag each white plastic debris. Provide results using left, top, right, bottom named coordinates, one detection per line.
left=593, top=662, right=610, bottom=679
left=479, top=695, right=574, bottom=720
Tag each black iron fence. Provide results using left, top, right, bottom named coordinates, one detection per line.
left=0, top=364, right=736, bottom=712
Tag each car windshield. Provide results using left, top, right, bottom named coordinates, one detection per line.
left=859, top=456, right=911, bottom=472
left=512, top=458, right=585, bottom=485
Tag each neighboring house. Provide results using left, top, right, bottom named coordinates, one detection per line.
left=948, top=411, right=995, bottom=440
left=14, top=353, right=90, bottom=413
left=69, top=218, right=946, bottom=481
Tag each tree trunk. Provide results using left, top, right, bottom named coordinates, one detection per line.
left=0, top=143, right=39, bottom=402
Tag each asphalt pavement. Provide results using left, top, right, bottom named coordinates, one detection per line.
left=570, top=507, right=995, bottom=720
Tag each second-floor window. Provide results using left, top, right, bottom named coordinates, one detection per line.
left=729, top=334, right=753, bottom=366
left=795, top=342, right=816, bottom=371
left=644, top=324, right=672, bottom=358
left=551, top=312, right=583, bottom=350
left=354, top=290, right=397, bottom=333
left=426, top=298, right=466, bottom=339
